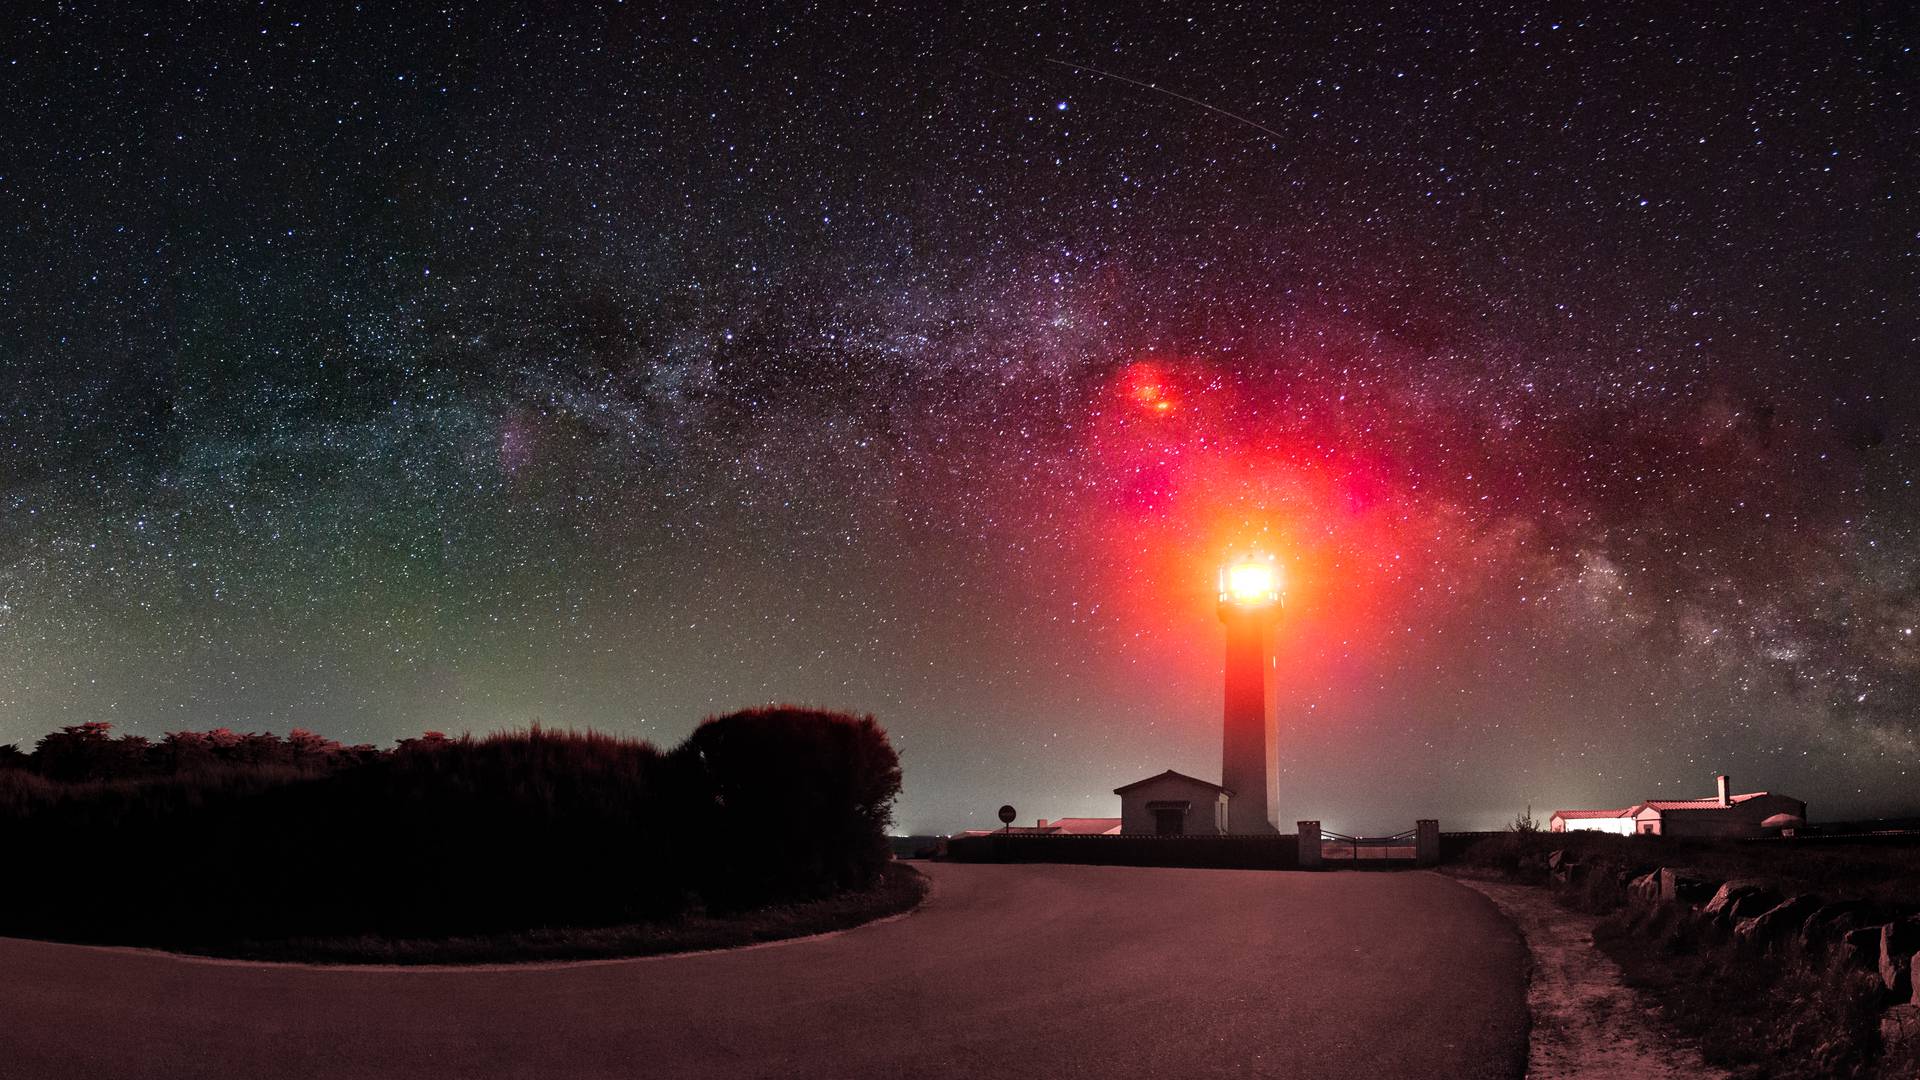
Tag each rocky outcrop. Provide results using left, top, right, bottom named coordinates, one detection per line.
left=1658, top=867, right=1714, bottom=904
left=1884, top=955, right=1920, bottom=1074
left=1600, top=859, right=1920, bottom=1073
left=1701, top=880, right=1781, bottom=928
left=1882, top=917, right=1920, bottom=999
left=1732, top=894, right=1822, bottom=952
left=1885, top=1003, right=1920, bottom=1065
left=1628, top=870, right=1659, bottom=903
left=1545, top=848, right=1593, bottom=888
left=1844, top=926, right=1885, bottom=972
left=1797, top=900, right=1877, bottom=953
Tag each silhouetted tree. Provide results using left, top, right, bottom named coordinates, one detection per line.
left=286, top=728, right=344, bottom=765
left=32, top=722, right=134, bottom=781
left=156, top=730, right=217, bottom=773
left=1509, top=804, right=1541, bottom=834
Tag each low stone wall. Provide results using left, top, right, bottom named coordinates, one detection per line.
left=945, top=833, right=1300, bottom=870
left=1439, top=830, right=1507, bottom=862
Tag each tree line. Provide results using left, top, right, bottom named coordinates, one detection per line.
left=0, top=721, right=387, bottom=780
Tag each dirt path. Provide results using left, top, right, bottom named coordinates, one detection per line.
left=1457, top=877, right=1727, bottom=1079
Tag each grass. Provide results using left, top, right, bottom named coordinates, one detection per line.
left=1593, top=902, right=1889, bottom=1079
left=1455, top=829, right=1920, bottom=1077
left=169, top=862, right=929, bottom=966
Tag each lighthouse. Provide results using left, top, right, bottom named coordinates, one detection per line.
left=1217, top=552, right=1281, bottom=834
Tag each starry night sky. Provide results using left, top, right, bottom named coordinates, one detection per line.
left=2, top=3, right=1914, bottom=832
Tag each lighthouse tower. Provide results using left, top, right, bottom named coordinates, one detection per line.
left=1218, top=553, right=1282, bottom=834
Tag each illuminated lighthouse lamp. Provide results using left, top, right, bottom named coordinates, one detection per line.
left=1218, top=553, right=1282, bottom=609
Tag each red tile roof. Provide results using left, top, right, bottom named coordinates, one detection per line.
left=955, top=817, right=1122, bottom=838
left=1643, top=792, right=1768, bottom=810
left=1553, top=792, right=1775, bottom=819
left=1044, top=817, right=1122, bottom=835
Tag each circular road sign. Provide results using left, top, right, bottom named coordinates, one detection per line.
left=997, top=804, right=1017, bottom=825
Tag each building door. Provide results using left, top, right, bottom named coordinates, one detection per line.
left=1152, top=806, right=1185, bottom=836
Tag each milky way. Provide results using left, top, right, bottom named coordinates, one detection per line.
left=1, top=4, right=1913, bottom=830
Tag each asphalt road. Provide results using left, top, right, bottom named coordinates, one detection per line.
left=0, top=863, right=1528, bottom=1079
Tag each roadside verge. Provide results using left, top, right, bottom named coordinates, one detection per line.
left=1457, top=875, right=1727, bottom=1079
left=156, top=862, right=929, bottom=967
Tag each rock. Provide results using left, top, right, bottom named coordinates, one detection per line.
left=1733, top=894, right=1822, bottom=952
left=1883, top=1004, right=1920, bottom=1062
left=1628, top=870, right=1659, bottom=903
left=1797, top=899, right=1877, bottom=952
left=1659, top=867, right=1716, bottom=904
left=1702, top=880, right=1782, bottom=927
left=1844, top=926, right=1884, bottom=971
left=1551, top=861, right=1591, bottom=888
left=1882, top=917, right=1920, bottom=997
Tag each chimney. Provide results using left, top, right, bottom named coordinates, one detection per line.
left=1716, top=774, right=1731, bottom=807
left=1037, top=818, right=1049, bottom=828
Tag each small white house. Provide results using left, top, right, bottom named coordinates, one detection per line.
left=1114, top=770, right=1231, bottom=836
left=1548, top=807, right=1638, bottom=835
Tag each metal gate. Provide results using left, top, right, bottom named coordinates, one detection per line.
left=1319, top=827, right=1418, bottom=867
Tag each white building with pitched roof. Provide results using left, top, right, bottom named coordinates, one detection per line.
left=1114, top=770, right=1232, bottom=836
left=1550, top=774, right=1806, bottom=838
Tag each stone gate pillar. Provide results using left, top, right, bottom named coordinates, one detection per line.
left=1416, top=819, right=1440, bottom=867
left=1298, top=821, right=1322, bottom=869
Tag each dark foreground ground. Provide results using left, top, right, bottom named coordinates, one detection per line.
left=0, top=863, right=1528, bottom=1080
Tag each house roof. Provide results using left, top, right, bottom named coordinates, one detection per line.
left=1113, top=769, right=1232, bottom=796
left=1643, top=793, right=1769, bottom=811
left=954, top=817, right=1123, bottom=838
left=1044, top=817, right=1122, bottom=835
left=973, top=826, right=1054, bottom=835
left=1555, top=791, right=1778, bottom=820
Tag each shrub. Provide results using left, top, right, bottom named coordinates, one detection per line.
left=672, top=707, right=902, bottom=912
left=1457, top=828, right=1558, bottom=881
left=31, top=722, right=142, bottom=782
left=267, top=725, right=684, bottom=937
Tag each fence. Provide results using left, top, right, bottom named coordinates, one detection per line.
left=945, top=832, right=1301, bottom=870
left=1740, top=830, right=1920, bottom=847
left=1438, top=831, right=1506, bottom=863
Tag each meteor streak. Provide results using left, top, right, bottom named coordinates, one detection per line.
left=1045, top=57, right=1288, bottom=142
